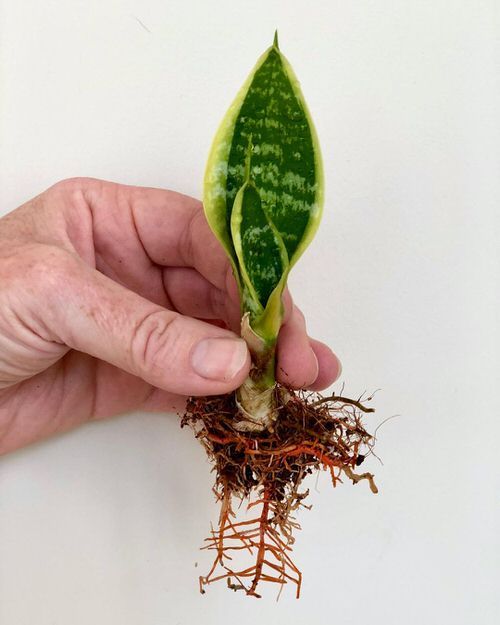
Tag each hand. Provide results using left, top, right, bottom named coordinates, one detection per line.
left=0, top=178, right=341, bottom=454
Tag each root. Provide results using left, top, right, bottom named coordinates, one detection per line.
left=182, top=386, right=377, bottom=598
left=198, top=488, right=303, bottom=598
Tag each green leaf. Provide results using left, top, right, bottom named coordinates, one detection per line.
left=204, top=34, right=323, bottom=342
left=231, top=179, right=289, bottom=315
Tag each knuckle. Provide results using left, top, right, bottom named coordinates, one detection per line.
left=50, top=177, right=91, bottom=194
left=25, top=245, right=78, bottom=289
left=48, top=177, right=102, bottom=208
left=0, top=244, right=74, bottom=292
left=130, top=309, right=182, bottom=381
left=0, top=245, right=81, bottom=341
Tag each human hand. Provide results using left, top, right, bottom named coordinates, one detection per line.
left=0, top=178, right=341, bottom=454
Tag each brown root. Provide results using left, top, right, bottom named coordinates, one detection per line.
left=181, top=386, right=377, bottom=599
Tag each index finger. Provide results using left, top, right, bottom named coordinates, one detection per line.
left=86, top=180, right=233, bottom=292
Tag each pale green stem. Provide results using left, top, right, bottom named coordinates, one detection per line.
left=233, top=315, right=278, bottom=432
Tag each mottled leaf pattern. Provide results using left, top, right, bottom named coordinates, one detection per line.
left=204, top=35, right=323, bottom=341
left=231, top=181, right=288, bottom=310
left=226, top=49, right=319, bottom=264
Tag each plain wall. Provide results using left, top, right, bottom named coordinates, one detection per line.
left=0, top=1, right=498, bottom=624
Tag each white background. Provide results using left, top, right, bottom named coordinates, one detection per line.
left=0, top=1, right=499, bottom=623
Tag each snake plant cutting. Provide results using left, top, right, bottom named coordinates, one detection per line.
left=203, top=32, right=323, bottom=432
left=183, top=33, right=377, bottom=599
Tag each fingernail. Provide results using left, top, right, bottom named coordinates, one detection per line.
left=310, top=349, right=320, bottom=383
left=333, top=353, right=342, bottom=382
left=191, top=337, right=249, bottom=382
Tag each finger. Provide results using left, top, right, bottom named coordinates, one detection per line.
left=307, top=338, right=342, bottom=391
left=161, top=267, right=241, bottom=330
left=276, top=306, right=319, bottom=388
left=81, top=181, right=232, bottom=291
left=22, top=247, right=250, bottom=396
left=281, top=287, right=294, bottom=324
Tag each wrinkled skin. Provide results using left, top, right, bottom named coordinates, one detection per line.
left=0, top=178, right=341, bottom=454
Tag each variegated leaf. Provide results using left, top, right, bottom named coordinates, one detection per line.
left=204, top=33, right=323, bottom=341
left=230, top=178, right=288, bottom=315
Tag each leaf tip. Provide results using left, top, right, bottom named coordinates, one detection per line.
left=273, top=29, right=279, bottom=49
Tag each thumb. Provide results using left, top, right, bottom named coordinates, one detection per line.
left=28, top=249, right=250, bottom=395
